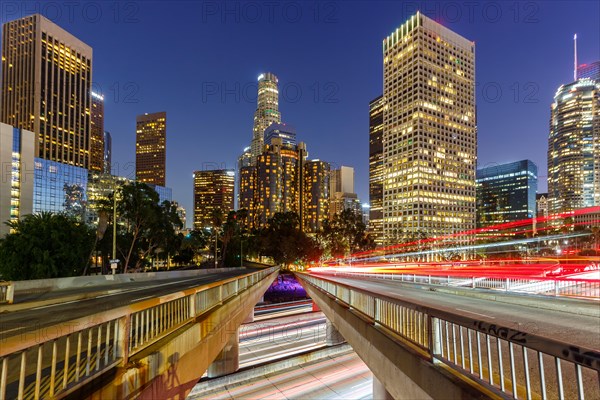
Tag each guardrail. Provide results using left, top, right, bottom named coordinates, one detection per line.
left=311, top=270, right=600, bottom=299
left=0, top=267, right=277, bottom=400
left=0, top=282, right=13, bottom=304
left=298, top=273, right=600, bottom=400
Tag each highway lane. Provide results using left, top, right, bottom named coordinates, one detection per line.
left=315, top=274, right=600, bottom=350
left=191, top=350, right=372, bottom=400
left=254, top=300, right=313, bottom=321
left=0, top=269, right=256, bottom=340
left=240, top=313, right=327, bottom=368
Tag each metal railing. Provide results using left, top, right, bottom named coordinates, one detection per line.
left=298, top=273, right=600, bottom=400
left=0, top=282, right=14, bottom=304
left=313, top=270, right=600, bottom=299
left=0, top=267, right=277, bottom=400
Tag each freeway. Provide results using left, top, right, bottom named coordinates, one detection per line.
left=313, top=274, right=600, bottom=350
left=194, top=349, right=372, bottom=400
left=240, top=312, right=327, bottom=368
left=0, top=269, right=255, bottom=341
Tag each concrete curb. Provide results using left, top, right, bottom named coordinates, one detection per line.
left=189, top=344, right=353, bottom=397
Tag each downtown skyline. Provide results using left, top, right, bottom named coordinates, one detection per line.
left=2, top=1, right=597, bottom=227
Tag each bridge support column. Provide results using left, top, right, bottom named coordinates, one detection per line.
left=325, top=320, right=345, bottom=346
left=243, top=308, right=254, bottom=324
left=373, top=376, right=394, bottom=400
left=207, top=328, right=239, bottom=378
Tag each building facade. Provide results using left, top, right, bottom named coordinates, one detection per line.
left=369, top=95, right=384, bottom=245
left=265, top=123, right=297, bottom=147
left=1, top=14, right=93, bottom=169
left=253, top=139, right=307, bottom=228
left=193, top=169, right=235, bottom=230
left=103, top=131, right=112, bottom=174
left=33, top=158, right=89, bottom=218
left=548, top=77, right=600, bottom=214
left=577, top=61, right=600, bottom=81
left=536, top=193, right=548, bottom=219
left=250, top=73, right=281, bottom=164
left=90, top=92, right=105, bottom=172
left=0, top=123, right=35, bottom=236
left=476, top=160, right=538, bottom=228
left=303, top=160, right=330, bottom=233
left=382, top=12, right=476, bottom=244
left=136, top=112, right=166, bottom=186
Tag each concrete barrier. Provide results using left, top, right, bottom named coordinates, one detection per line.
left=11, top=268, right=241, bottom=293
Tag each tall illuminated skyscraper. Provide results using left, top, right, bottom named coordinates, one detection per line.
left=382, top=12, right=476, bottom=243
left=136, top=112, right=166, bottom=186
left=90, top=91, right=105, bottom=172
left=303, top=160, right=330, bottom=233
left=1, top=14, right=93, bottom=168
left=548, top=74, right=600, bottom=214
left=250, top=73, right=281, bottom=164
left=369, top=95, right=384, bottom=245
left=193, top=169, right=235, bottom=230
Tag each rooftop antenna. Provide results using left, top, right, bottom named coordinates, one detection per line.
left=574, top=33, right=578, bottom=81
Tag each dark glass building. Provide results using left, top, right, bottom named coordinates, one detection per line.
left=369, top=95, right=384, bottom=246
left=476, top=160, right=538, bottom=228
left=264, top=123, right=297, bottom=147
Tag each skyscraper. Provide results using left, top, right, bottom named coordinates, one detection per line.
left=136, top=112, right=166, bottom=186
left=265, top=123, right=297, bottom=147
left=103, top=131, right=112, bottom=174
left=250, top=73, right=281, bottom=164
left=382, top=13, right=476, bottom=243
left=369, top=95, right=384, bottom=245
left=548, top=75, right=600, bottom=214
left=303, top=160, right=330, bottom=233
left=253, top=138, right=307, bottom=228
left=1, top=14, right=93, bottom=168
left=193, top=169, right=235, bottom=230
left=90, top=91, right=105, bottom=172
left=476, top=160, right=538, bottom=228
left=0, top=123, right=35, bottom=236
left=329, top=166, right=361, bottom=220
left=577, top=61, right=600, bottom=81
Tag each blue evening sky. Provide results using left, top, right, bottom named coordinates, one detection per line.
left=2, top=1, right=598, bottom=227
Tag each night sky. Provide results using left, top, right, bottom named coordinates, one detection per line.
left=3, top=1, right=598, bottom=227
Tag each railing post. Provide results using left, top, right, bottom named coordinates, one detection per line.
left=505, top=278, right=510, bottom=292
left=554, top=280, right=559, bottom=296
left=116, top=315, right=131, bottom=365
left=430, top=317, right=441, bottom=361
left=6, top=283, right=14, bottom=304
left=472, top=277, right=476, bottom=289
left=189, top=294, right=196, bottom=318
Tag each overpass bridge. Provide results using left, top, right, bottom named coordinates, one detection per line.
left=0, top=265, right=278, bottom=399
left=296, top=271, right=600, bottom=400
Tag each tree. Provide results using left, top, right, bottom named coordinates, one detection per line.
left=259, top=212, right=321, bottom=266
left=98, top=182, right=182, bottom=272
left=0, top=213, right=94, bottom=280
left=318, top=209, right=375, bottom=259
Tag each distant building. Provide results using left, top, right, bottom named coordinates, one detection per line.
left=382, top=13, right=476, bottom=242
left=237, top=147, right=254, bottom=213
left=577, top=61, right=600, bottom=81
left=303, top=160, right=330, bottom=233
left=0, top=123, right=35, bottom=236
left=250, top=73, right=281, bottom=164
left=173, top=201, right=186, bottom=232
left=536, top=193, right=548, bottom=219
left=265, top=123, right=297, bottom=147
left=548, top=77, right=599, bottom=214
left=136, top=112, right=166, bottom=186
left=103, top=131, right=112, bottom=174
left=253, top=139, right=307, bottom=228
left=90, top=92, right=105, bottom=172
left=369, top=95, right=384, bottom=245
left=1, top=14, right=93, bottom=169
left=330, top=166, right=354, bottom=194
left=193, top=169, right=235, bottom=230
left=476, top=160, right=538, bottom=228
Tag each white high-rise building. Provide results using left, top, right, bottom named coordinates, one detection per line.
left=382, top=12, right=476, bottom=244
left=250, top=73, right=281, bottom=164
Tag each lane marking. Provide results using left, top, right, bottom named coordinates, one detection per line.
left=455, top=308, right=495, bottom=319
left=31, top=299, right=81, bottom=310
left=131, top=295, right=156, bottom=302
left=1, top=326, right=25, bottom=334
